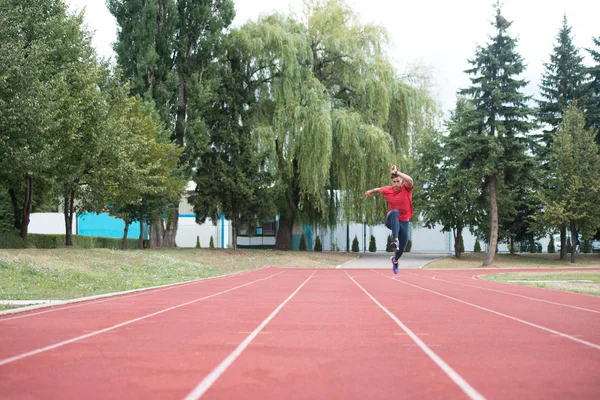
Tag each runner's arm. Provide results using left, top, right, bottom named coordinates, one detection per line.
left=395, top=171, right=414, bottom=189
left=364, top=187, right=381, bottom=197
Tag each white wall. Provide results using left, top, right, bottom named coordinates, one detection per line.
left=176, top=216, right=230, bottom=248
left=29, top=213, right=70, bottom=234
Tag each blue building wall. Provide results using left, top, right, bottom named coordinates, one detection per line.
left=77, top=213, right=144, bottom=239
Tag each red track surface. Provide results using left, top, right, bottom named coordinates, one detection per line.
left=1, top=267, right=599, bottom=399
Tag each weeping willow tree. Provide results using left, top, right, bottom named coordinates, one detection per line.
left=232, top=0, right=437, bottom=249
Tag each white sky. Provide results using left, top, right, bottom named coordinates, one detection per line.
left=66, top=0, right=599, bottom=116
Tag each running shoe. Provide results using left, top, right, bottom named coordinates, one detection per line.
left=390, top=256, right=398, bottom=274
left=391, top=239, right=400, bottom=250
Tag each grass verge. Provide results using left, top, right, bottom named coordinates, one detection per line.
left=424, top=252, right=600, bottom=269
left=0, top=248, right=355, bottom=303
left=481, top=270, right=600, bottom=296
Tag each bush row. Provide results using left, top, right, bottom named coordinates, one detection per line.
left=0, top=232, right=146, bottom=250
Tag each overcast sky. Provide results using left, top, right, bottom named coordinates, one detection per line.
left=66, top=0, right=599, bottom=117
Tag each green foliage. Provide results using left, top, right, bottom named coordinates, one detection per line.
left=459, top=4, right=535, bottom=265
left=314, top=236, right=323, bottom=252
left=0, top=233, right=144, bottom=250
left=209, top=236, right=215, bottom=249
left=474, top=240, right=482, bottom=253
left=459, top=237, right=465, bottom=253
left=299, top=234, right=307, bottom=251
left=405, top=239, right=412, bottom=253
left=0, top=231, right=26, bottom=249
left=548, top=236, right=556, bottom=253
left=539, top=105, right=600, bottom=240
left=586, top=36, right=600, bottom=141
left=386, top=235, right=393, bottom=252
left=369, top=235, right=377, bottom=252
left=583, top=239, right=592, bottom=253
left=351, top=235, right=359, bottom=252
left=196, top=236, right=201, bottom=249
left=566, top=237, right=573, bottom=253
left=528, top=236, right=537, bottom=253
left=538, top=16, right=589, bottom=153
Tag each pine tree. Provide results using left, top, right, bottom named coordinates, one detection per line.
left=386, top=235, right=393, bottom=252
left=314, top=236, right=322, bottom=252
left=474, top=240, right=482, bottom=253
left=351, top=235, right=359, bottom=252
left=538, top=15, right=589, bottom=165
left=369, top=235, right=377, bottom=252
left=459, top=3, right=535, bottom=266
left=299, top=234, right=307, bottom=251
left=548, top=235, right=556, bottom=253
left=195, top=236, right=200, bottom=249
left=209, top=236, right=215, bottom=249
left=586, top=36, right=600, bottom=143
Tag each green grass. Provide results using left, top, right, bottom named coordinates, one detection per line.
left=0, top=248, right=355, bottom=303
left=482, top=271, right=600, bottom=296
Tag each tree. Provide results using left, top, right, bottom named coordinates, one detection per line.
left=459, top=3, right=535, bottom=266
left=369, top=235, right=377, bottom=252
left=190, top=24, right=277, bottom=250
left=539, top=105, right=600, bottom=263
left=0, top=0, right=93, bottom=240
left=314, top=236, right=323, bottom=251
left=586, top=36, right=600, bottom=142
left=231, top=1, right=436, bottom=250
left=548, top=235, right=556, bottom=253
left=107, top=0, right=236, bottom=247
left=299, top=233, right=307, bottom=251
left=351, top=235, right=359, bottom=252
left=416, top=97, right=482, bottom=259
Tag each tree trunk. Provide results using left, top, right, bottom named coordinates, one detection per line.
left=453, top=225, right=463, bottom=258
left=483, top=174, right=498, bottom=266
left=138, top=220, right=145, bottom=249
left=509, top=236, right=515, bottom=254
left=64, top=190, right=75, bottom=246
left=163, top=208, right=178, bottom=247
left=9, top=188, right=21, bottom=232
left=122, top=217, right=130, bottom=250
left=19, top=176, right=33, bottom=241
left=150, top=220, right=165, bottom=248
left=560, top=225, right=566, bottom=260
left=275, top=215, right=294, bottom=250
left=570, top=224, right=577, bottom=264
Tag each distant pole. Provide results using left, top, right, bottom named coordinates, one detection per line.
left=221, top=214, right=225, bottom=248
left=346, top=223, right=350, bottom=252
left=363, top=222, right=366, bottom=252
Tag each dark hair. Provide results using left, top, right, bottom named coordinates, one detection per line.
left=391, top=172, right=399, bottom=179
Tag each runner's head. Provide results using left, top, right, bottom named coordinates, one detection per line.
left=390, top=173, right=402, bottom=191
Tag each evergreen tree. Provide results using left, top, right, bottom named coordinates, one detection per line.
left=474, top=240, right=482, bottom=253
left=196, top=236, right=200, bottom=248
left=586, top=36, right=600, bottom=143
left=299, top=233, right=307, bottom=251
left=107, top=0, right=235, bottom=247
left=351, top=235, right=359, bottom=252
left=209, top=235, right=215, bottom=249
left=314, top=236, right=322, bottom=252
left=459, top=3, right=535, bottom=266
left=369, top=235, right=377, bottom=252
left=539, top=105, right=600, bottom=263
left=548, top=235, right=556, bottom=253
left=538, top=15, right=589, bottom=152
left=386, top=234, right=393, bottom=252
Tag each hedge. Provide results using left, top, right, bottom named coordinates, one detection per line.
left=0, top=232, right=146, bottom=249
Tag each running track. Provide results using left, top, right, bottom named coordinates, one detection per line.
left=1, top=267, right=599, bottom=399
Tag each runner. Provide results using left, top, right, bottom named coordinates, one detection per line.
left=364, top=165, right=414, bottom=274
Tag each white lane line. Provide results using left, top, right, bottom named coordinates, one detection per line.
left=378, top=272, right=600, bottom=351
left=348, top=271, right=485, bottom=400
left=425, top=274, right=600, bottom=314
left=184, top=271, right=316, bottom=400
left=0, top=272, right=284, bottom=367
left=0, top=268, right=263, bottom=321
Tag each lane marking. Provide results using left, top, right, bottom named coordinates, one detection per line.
left=423, top=274, right=600, bottom=314
left=184, top=271, right=316, bottom=400
left=378, top=272, right=600, bottom=351
left=0, top=268, right=264, bottom=321
left=0, top=272, right=284, bottom=367
left=347, top=271, right=486, bottom=400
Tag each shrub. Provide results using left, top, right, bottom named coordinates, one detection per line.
left=314, top=236, right=322, bottom=252
left=405, top=239, right=412, bottom=252
left=369, top=235, right=377, bottom=252
left=0, top=231, right=26, bottom=248
left=528, top=236, right=537, bottom=253
left=351, top=235, right=359, bottom=252
left=547, top=236, right=555, bottom=253
left=209, top=235, right=215, bottom=249
left=386, top=235, right=393, bottom=252
left=299, top=233, right=307, bottom=251
left=474, top=240, right=481, bottom=253
left=583, top=238, right=591, bottom=253
left=196, top=235, right=201, bottom=248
